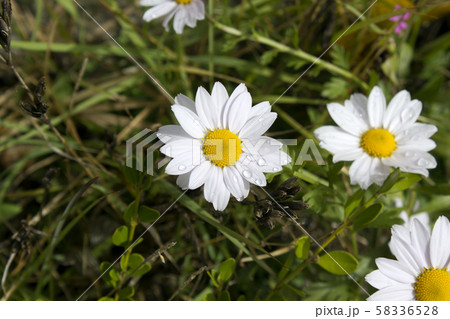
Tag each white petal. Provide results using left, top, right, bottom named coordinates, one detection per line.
left=365, top=270, right=396, bottom=290
left=175, top=93, right=196, bottom=112
left=349, top=93, right=369, bottom=123
left=249, top=101, right=271, bottom=119
left=188, top=161, right=212, bottom=189
left=204, top=166, right=230, bottom=211
left=241, top=137, right=290, bottom=171
left=389, top=234, right=421, bottom=276
left=410, top=218, right=431, bottom=268
left=160, top=138, right=201, bottom=158
left=162, top=6, right=178, bottom=30
left=368, top=157, right=391, bottom=186
left=383, top=90, right=410, bottom=128
left=173, top=7, right=187, bottom=34
left=227, top=91, right=252, bottom=133
left=140, top=0, right=168, bottom=6
left=314, top=126, right=360, bottom=155
left=165, top=152, right=195, bottom=175
left=396, top=123, right=438, bottom=144
left=195, top=86, right=216, bottom=129
left=367, top=86, right=386, bottom=128
left=236, top=160, right=267, bottom=187
left=171, top=104, right=206, bottom=138
left=239, top=112, right=277, bottom=139
left=142, top=2, right=176, bottom=22
left=383, top=148, right=437, bottom=176
left=222, top=83, right=248, bottom=129
left=348, top=154, right=372, bottom=189
left=211, top=82, right=229, bottom=127
left=327, top=102, right=368, bottom=136
left=176, top=171, right=191, bottom=190
left=367, top=285, right=415, bottom=301
left=376, top=258, right=416, bottom=284
left=191, top=0, right=205, bottom=20
left=157, top=125, right=191, bottom=143
left=333, top=148, right=364, bottom=162
left=223, top=166, right=250, bottom=201
left=399, top=139, right=436, bottom=152
left=391, top=100, right=422, bottom=135
left=429, top=216, right=450, bottom=269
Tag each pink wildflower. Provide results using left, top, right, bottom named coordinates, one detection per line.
left=389, top=4, right=411, bottom=34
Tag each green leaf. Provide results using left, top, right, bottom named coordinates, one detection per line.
left=207, top=269, right=220, bottom=288
left=112, top=225, right=129, bottom=247
left=377, top=169, right=401, bottom=194
left=386, top=174, right=422, bottom=194
left=218, top=258, right=236, bottom=284
left=317, top=251, right=358, bottom=275
left=129, top=253, right=151, bottom=277
left=123, top=164, right=139, bottom=186
left=203, top=293, right=216, bottom=301
left=295, top=236, right=310, bottom=260
left=353, top=203, right=383, bottom=227
left=219, top=291, right=231, bottom=301
left=98, top=297, right=114, bottom=301
left=124, top=201, right=137, bottom=224
left=100, top=262, right=116, bottom=286
left=138, top=206, right=160, bottom=223
left=118, top=287, right=135, bottom=300
left=109, top=268, right=120, bottom=287
left=0, top=203, right=21, bottom=221
left=345, top=189, right=364, bottom=217
left=261, top=49, right=279, bottom=65
left=321, top=77, right=349, bottom=99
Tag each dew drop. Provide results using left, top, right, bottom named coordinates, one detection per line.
left=178, top=165, right=186, bottom=171
left=233, top=176, right=239, bottom=182
left=257, top=158, right=266, bottom=166
left=273, top=167, right=279, bottom=172
left=417, top=159, right=428, bottom=167
left=254, top=178, right=261, bottom=185
left=243, top=170, right=252, bottom=178
left=400, top=108, right=416, bottom=123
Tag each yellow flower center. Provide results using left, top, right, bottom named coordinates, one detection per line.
left=175, top=0, right=193, bottom=4
left=360, top=128, right=397, bottom=158
left=203, top=129, right=242, bottom=167
left=414, top=268, right=450, bottom=301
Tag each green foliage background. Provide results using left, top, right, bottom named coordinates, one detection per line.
left=0, top=0, right=449, bottom=300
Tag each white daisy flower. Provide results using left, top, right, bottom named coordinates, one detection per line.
left=314, top=86, right=438, bottom=189
left=366, top=215, right=450, bottom=301
left=140, top=0, right=205, bottom=34
left=157, top=82, right=291, bottom=211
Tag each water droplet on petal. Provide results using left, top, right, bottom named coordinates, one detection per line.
left=243, top=170, right=252, bottom=178
left=400, top=108, right=417, bottom=123
left=257, top=158, right=266, bottom=166
left=178, top=165, right=186, bottom=171
left=273, top=167, right=280, bottom=172
left=417, top=159, right=428, bottom=167
left=233, top=176, right=239, bottom=182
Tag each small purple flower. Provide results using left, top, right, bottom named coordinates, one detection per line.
left=389, top=4, right=411, bottom=34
